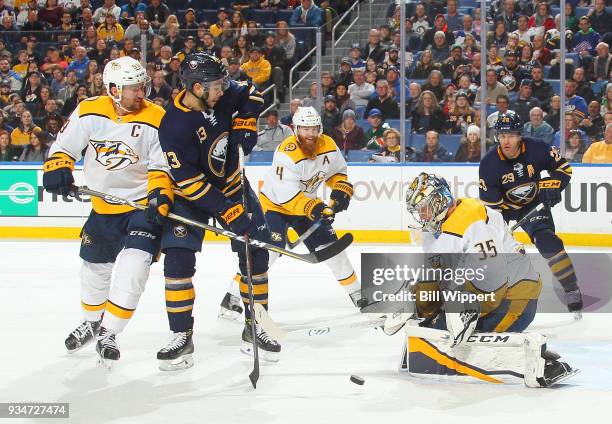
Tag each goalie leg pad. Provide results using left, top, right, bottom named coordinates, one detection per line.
left=80, top=261, right=113, bottom=321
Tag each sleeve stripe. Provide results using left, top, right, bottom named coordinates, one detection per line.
left=481, top=199, right=503, bottom=206
left=249, top=96, right=265, bottom=103
left=181, top=181, right=205, bottom=196
left=177, top=173, right=205, bottom=188
left=184, top=183, right=212, bottom=201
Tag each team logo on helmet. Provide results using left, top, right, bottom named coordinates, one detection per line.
left=300, top=171, right=326, bottom=194
left=110, top=62, right=121, bottom=70
left=208, top=133, right=229, bottom=177
left=90, top=140, right=139, bottom=170
left=506, top=182, right=537, bottom=205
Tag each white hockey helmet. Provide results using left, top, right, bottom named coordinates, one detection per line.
left=292, top=106, right=322, bottom=136
left=103, top=56, right=151, bottom=105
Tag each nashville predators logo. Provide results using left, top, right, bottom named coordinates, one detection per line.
left=90, top=140, right=139, bottom=170
left=271, top=232, right=283, bottom=242
left=300, top=171, right=326, bottom=194
left=506, top=182, right=537, bottom=205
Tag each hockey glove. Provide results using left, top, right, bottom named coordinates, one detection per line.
left=145, top=188, right=173, bottom=225
left=329, top=181, right=353, bottom=213
left=538, top=178, right=562, bottom=207
left=229, top=117, right=258, bottom=156
left=43, top=153, right=75, bottom=196
left=219, top=202, right=257, bottom=236
left=309, top=201, right=335, bottom=224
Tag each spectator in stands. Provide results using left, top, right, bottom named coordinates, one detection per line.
left=335, top=57, right=354, bottom=88
left=320, top=71, right=335, bottom=97
left=231, top=10, right=247, bottom=38
left=593, top=42, right=611, bottom=82
left=443, top=0, right=462, bottom=32
left=331, top=109, right=365, bottom=155
left=573, top=67, right=595, bottom=104
left=11, top=110, right=40, bottom=146
left=290, top=0, right=323, bottom=28
left=56, top=69, right=78, bottom=105
left=93, top=0, right=121, bottom=25
left=262, top=32, right=286, bottom=100
left=528, top=2, right=555, bottom=33
left=87, top=39, right=109, bottom=67
left=532, top=34, right=551, bottom=66
left=23, top=9, right=49, bottom=41
left=527, top=66, right=553, bottom=111
left=79, top=8, right=95, bottom=35
left=365, top=79, right=399, bottom=121
left=7, top=100, right=26, bottom=128
left=97, top=12, right=124, bottom=43
left=411, top=50, right=438, bottom=79
left=588, top=0, right=611, bottom=45
left=563, top=130, right=588, bottom=163
left=255, top=109, right=292, bottom=151
left=410, top=3, right=430, bottom=36
left=219, top=45, right=233, bottom=67
left=165, top=23, right=184, bottom=54
left=88, top=72, right=105, bottom=96
left=511, top=79, right=540, bottom=123
left=43, top=113, right=62, bottom=141
left=61, top=83, right=87, bottom=116
left=321, top=94, right=340, bottom=136
left=180, top=8, right=198, bottom=36
left=19, top=128, right=48, bottom=162
left=429, top=32, right=451, bottom=64
left=39, top=47, right=67, bottom=76
left=217, top=20, right=236, bottom=48
left=226, top=57, right=247, bottom=82
left=381, top=47, right=400, bottom=75
left=384, top=66, right=409, bottom=102
left=369, top=128, right=414, bottom=162
left=241, top=46, right=271, bottom=90
left=120, top=0, right=146, bottom=27
left=348, top=68, right=374, bottom=109
left=125, top=12, right=153, bottom=41
left=406, top=82, right=421, bottom=115
left=0, top=107, right=14, bottom=132
left=1, top=14, right=20, bottom=47
left=422, top=70, right=445, bottom=104
left=209, top=7, right=229, bottom=38
left=39, top=0, right=64, bottom=28
left=544, top=95, right=561, bottom=131
left=414, top=130, right=451, bottom=162
left=519, top=43, right=539, bottom=73
left=302, top=82, right=317, bottom=108
left=454, top=124, right=488, bottom=163
left=488, top=20, right=509, bottom=50
left=21, top=71, right=43, bottom=107
left=362, top=29, right=386, bottom=65
left=334, top=81, right=355, bottom=116
left=158, top=14, right=178, bottom=38
left=38, top=98, right=60, bottom=123
left=165, top=56, right=181, bottom=88
left=234, top=35, right=252, bottom=64
left=423, top=14, right=454, bottom=52
left=602, top=84, right=612, bottom=117
left=276, top=21, right=296, bottom=63
left=145, top=0, right=169, bottom=31
left=476, top=68, right=508, bottom=105
left=582, top=123, right=612, bottom=163
left=512, top=15, right=533, bottom=45
left=486, top=94, right=514, bottom=135
left=365, top=58, right=384, bottom=80
left=31, top=86, right=52, bottom=118
left=67, top=46, right=89, bottom=81
left=0, top=0, right=14, bottom=19
left=445, top=91, right=475, bottom=135
left=523, top=106, right=554, bottom=145
left=148, top=70, right=171, bottom=102
left=201, top=32, right=221, bottom=58
left=565, top=79, right=588, bottom=121
left=442, top=45, right=470, bottom=80
left=411, top=90, right=445, bottom=135
left=580, top=100, right=606, bottom=141
left=455, top=15, right=477, bottom=46
left=281, top=99, right=302, bottom=128
left=499, top=0, right=519, bottom=32
left=553, top=111, right=587, bottom=148
left=0, top=129, right=21, bottom=162
left=246, top=21, right=265, bottom=48
left=364, top=108, right=389, bottom=150
left=0, top=80, right=12, bottom=107
left=573, top=16, right=601, bottom=67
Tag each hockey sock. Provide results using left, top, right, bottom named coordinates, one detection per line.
left=80, top=261, right=113, bottom=321
left=164, top=248, right=196, bottom=332
left=323, top=251, right=361, bottom=294
left=545, top=250, right=579, bottom=293
left=240, top=273, right=268, bottom=320
left=102, top=248, right=152, bottom=334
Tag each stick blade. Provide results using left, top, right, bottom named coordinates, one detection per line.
left=312, top=233, right=353, bottom=262
left=249, top=366, right=259, bottom=389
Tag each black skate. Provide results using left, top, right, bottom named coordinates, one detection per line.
left=96, top=327, right=120, bottom=370
left=538, top=352, right=580, bottom=387
left=349, top=290, right=369, bottom=309
left=218, top=292, right=243, bottom=321
left=157, top=329, right=194, bottom=371
left=566, top=289, right=583, bottom=320
left=65, top=320, right=101, bottom=353
left=241, top=320, right=281, bottom=363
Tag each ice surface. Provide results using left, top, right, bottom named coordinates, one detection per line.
left=1, top=241, right=611, bottom=424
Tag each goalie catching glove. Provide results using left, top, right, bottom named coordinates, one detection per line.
left=537, top=178, right=562, bottom=208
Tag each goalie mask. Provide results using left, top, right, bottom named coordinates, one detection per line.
left=405, top=172, right=453, bottom=238
left=103, top=56, right=151, bottom=111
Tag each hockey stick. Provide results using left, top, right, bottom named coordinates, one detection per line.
left=510, top=202, right=544, bottom=231
left=238, top=146, right=259, bottom=389
left=287, top=221, right=321, bottom=249
left=74, top=187, right=352, bottom=264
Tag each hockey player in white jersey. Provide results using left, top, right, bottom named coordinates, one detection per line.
left=42, top=56, right=172, bottom=368
left=392, top=172, right=577, bottom=387
left=218, top=106, right=366, bottom=317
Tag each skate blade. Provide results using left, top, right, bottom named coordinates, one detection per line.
left=158, top=354, right=194, bottom=371
left=574, top=311, right=583, bottom=320
left=548, top=368, right=581, bottom=387
left=240, top=342, right=279, bottom=363
left=97, top=356, right=116, bottom=370
left=218, top=307, right=242, bottom=321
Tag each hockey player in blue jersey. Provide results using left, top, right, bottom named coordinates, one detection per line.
left=479, top=112, right=583, bottom=315
left=149, top=53, right=280, bottom=370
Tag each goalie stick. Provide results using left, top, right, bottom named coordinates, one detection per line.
left=74, top=187, right=353, bottom=264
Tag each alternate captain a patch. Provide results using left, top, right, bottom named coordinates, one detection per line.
left=90, top=140, right=139, bottom=170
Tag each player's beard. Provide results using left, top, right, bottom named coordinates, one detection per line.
left=299, top=136, right=318, bottom=158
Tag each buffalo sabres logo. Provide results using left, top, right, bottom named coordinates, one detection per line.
left=300, top=171, right=326, bottom=194
left=208, top=133, right=228, bottom=177
left=90, top=140, right=139, bottom=170
left=506, top=182, right=537, bottom=205
left=173, top=225, right=187, bottom=238
left=271, top=232, right=283, bottom=242
left=513, top=162, right=524, bottom=177
left=189, top=60, right=198, bottom=69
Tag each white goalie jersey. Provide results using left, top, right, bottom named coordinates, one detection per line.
left=421, top=198, right=539, bottom=300
left=47, top=96, right=169, bottom=214
left=260, top=134, right=349, bottom=217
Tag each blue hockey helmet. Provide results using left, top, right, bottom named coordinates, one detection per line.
left=180, top=53, right=230, bottom=93
left=494, top=111, right=524, bottom=134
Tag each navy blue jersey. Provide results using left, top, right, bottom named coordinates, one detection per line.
left=479, top=137, right=572, bottom=221
left=158, top=80, right=264, bottom=214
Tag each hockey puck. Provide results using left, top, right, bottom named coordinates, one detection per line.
left=350, top=375, right=365, bottom=385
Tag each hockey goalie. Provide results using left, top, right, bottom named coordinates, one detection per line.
left=390, top=172, right=578, bottom=388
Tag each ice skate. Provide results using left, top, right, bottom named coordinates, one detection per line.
left=241, top=319, right=281, bottom=363
left=157, top=329, right=194, bottom=371
left=96, top=327, right=120, bottom=370
left=539, top=351, right=580, bottom=387
left=65, top=319, right=101, bottom=353
left=218, top=292, right=243, bottom=321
